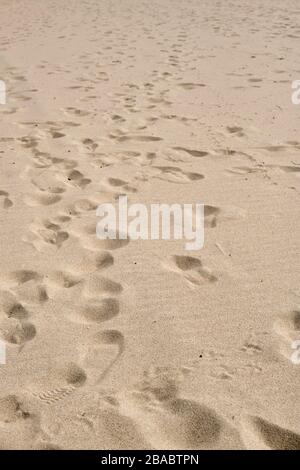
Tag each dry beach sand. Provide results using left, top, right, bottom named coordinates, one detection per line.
left=0, top=0, right=300, bottom=450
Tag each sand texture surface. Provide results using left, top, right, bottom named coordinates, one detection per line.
left=0, top=0, right=300, bottom=450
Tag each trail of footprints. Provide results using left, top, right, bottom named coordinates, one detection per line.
left=2, top=229, right=296, bottom=449
left=113, top=367, right=243, bottom=450
left=0, top=249, right=125, bottom=402
left=1, top=364, right=300, bottom=449
left=2, top=8, right=300, bottom=448
left=0, top=65, right=131, bottom=413
left=18, top=132, right=92, bottom=208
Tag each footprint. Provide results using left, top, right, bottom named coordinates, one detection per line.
left=204, top=205, right=221, bottom=228
left=15, top=283, right=48, bottom=305
left=172, top=255, right=202, bottom=271
left=167, top=255, right=217, bottom=285
left=0, top=319, right=36, bottom=345
left=0, top=270, right=47, bottom=305
left=24, top=192, right=61, bottom=207
left=94, top=329, right=125, bottom=354
left=173, top=147, right=209, bottom=158
left=70, top=298, right=120, bottom=324
left=226, top=126, right=244, bottom=137
left=50, top=130, right=65, bottom=139
left=64, top=107, right=90, bottom=117
left=0, top=291, right=29, bottom=320
left=105, top=177, right=137, bottom=193
left=118, top=368, right=241, bottom=449
left=178, top=82, right=206, bottom=90
left=84, top=330, right=125, bottom=384
left=154, top=166, right=204, bottom=183
left=57, top=169, right=91, bottom=189
left=83, top=275, right=122, bottom=298
left=110, top=133, right=162, bottom=143
left=32, top=363, right=87, bottom=405
left=242, top=416, right=300, bottom=450
left=157, top=399, right=222, bottom=448
left=74, top=223, right=129, bottom=251
left=1, top=199, right=13, bottom=209
left=81, top=138, right=98, bottom=151
left=25, top=220, right=69, bottom=251
left=226, top=165, right=265, bottom=176
left=0, top=395, right=42, bottom=449
left=0, top=190, right=13, bottom=209
left=0, top=395, right=28, bottom=423
left=47, top=271, right=82, bottom=290
left=31, top=153, right=53, bottom=169
left=71, top=251, right=114, bottom=275
left=274, top=310, right=300, bottom=339
left=65, top=198, right=99, bottom=216
left=0, top=270, right=42, bottom=287
left=62, top=363, right=87, bottom=386
left=52, top=158, right=78, bottom=171
left=30, top=174, right=66, bottom=195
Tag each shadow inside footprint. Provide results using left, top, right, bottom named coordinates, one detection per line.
left=291, top=310, right=300, bottom=330
left=173, top=255, right=202, bottom=271
left=76, top=298, right=120, bottom=324
left=63, top=363, right=87, bottom=387
left=170, top=255, right=217, bottom=284
left=162, top=399, right=222, bottom=447
left=244, top=416, right=300, bottom=450
left=93, top=330, right=125, bottom=384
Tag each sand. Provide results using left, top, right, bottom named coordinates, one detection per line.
left=0, top=0, right=300, bottom=450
